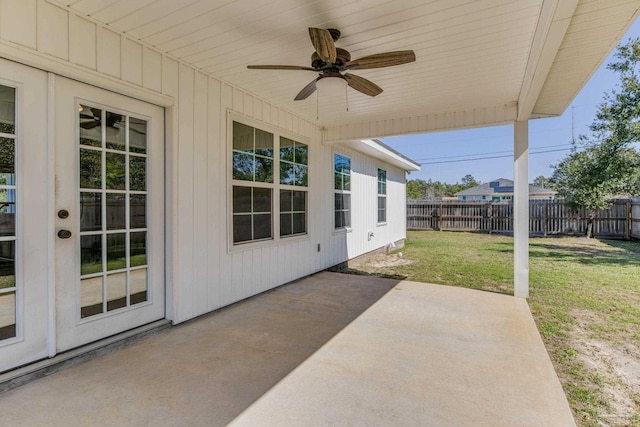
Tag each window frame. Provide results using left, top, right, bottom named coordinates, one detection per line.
left=377, top=167, right=387, bottom=225
left=333, top=152, right=352, bottom=232
left=227, top=112, right=310, bottom=251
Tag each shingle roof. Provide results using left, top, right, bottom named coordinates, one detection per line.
left=455, top=178, right=556, bottom=196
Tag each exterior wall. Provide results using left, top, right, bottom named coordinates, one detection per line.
left=459, top=194, right=553, bottom=201
left=0, top=1, right=408, bottom=324
left=329, top=146, right=407, bottom=265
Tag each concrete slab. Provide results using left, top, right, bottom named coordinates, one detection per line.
left=230, top=277, right=575, bottom=427
left=0, top=272, right=575, bottom=426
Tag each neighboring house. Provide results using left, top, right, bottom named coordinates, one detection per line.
left=0, top=1, right=634, bottom=374
left=455, top=179, right=557, bottom=201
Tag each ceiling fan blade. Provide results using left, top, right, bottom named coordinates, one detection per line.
left=344, top=73, right=383, bottom=97
left=308, top=28, right=337, bottom=63
left=345, top=50, right=416, bottom=70
left=295, top=77, right=320, bottom=101
left=247, top=65, right=316, bottom=71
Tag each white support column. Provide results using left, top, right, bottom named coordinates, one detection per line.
left=514, top=121, right=529, bottom=298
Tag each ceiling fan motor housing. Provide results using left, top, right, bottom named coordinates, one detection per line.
left=311, top=48, right=351, bottom=69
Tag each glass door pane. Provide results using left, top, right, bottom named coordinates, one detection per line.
left=0, top=84, right=16, bottom=341
left=78, top=105, right=149, bottom=319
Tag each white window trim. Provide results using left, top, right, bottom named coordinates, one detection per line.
left=227, top=111, right=310, bottom=253
left=333, top=151, right=352, bottom=233
left=376, top=167, right=387, bottom=226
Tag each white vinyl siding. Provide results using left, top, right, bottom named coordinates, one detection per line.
left=0, top=2, right=410, bottom=327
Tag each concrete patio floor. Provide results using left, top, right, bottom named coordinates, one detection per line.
left=0, top=271, right=575, bottom=426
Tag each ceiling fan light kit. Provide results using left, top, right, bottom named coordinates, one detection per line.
left=247, top=27, right=416, bottom=101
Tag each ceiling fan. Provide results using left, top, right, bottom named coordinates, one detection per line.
left=247, top=28, right=416, bottom=101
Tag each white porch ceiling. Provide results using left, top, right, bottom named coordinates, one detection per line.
left=63, top=0, right=640, bottom=138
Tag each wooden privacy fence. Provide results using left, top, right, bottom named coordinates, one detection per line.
left=407, top=199, right=640, bottom=240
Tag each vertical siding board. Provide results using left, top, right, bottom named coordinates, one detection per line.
left=192, top=71, right=208, bottom=315
left=122, top=38, right=143, bottom=86
left=253, top=98, right=263, bottom=122
left=243, top=92, right=253, bottom=118
left=142, top=47, right=162, bottom=92
left=242, top=250, right=253, bottom=299
left=231, top=253, right=243, bottom=302
left=260, top=246, right=270, bottom=292
left=253, top=248, right=263, bottom=294
left=161, top=55, right=179, bottom=320
left=207, top=77, right=222, bottom=310
left=177, top=64, right=195, bottom=318
left=37, top=1, right=68, bottom=60
left=273, top=245, right=288, bottom=283
left=96, top=26, right=121, bottom=78
left=69, top=14, right=96, bottom=69
left=232, top=88, right=243, bottom=112
left=0, top=0, right=37, bottom=48
left=220, top=83, right=234, bottom=305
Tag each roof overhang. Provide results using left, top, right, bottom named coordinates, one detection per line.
left=337, top=139, right=421, bottom=172
left=55, top=0, right=640, bottom=142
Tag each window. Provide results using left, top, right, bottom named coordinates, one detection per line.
left=377, top=168, right=387, bottom=223
left=334, top=154, right=351, bottom=229
left=231, top=120, right=308, bottom=245
left=279, top=137, right=308, bottom=237
left=233, top=187, right=272, bottom=243
left=77, top=105, right=150, bottom=318
left=0, top=84, right=16, bottom=340
left=280, top=190, right=306, bottom=236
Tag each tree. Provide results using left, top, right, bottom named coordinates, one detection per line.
left=551, top=38, right=640, bottom=237
left=461, top=174, right=479, bottom=188
left=533, top=175, right=553, bottom=189
left=406, top=179, right=428, bottom=199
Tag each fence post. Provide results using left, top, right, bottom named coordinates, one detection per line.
left=438, top=202, right=443, bottom=231
left=627, top=201, right=632, bottom=241
left=543, top=202, right=548, bottom=237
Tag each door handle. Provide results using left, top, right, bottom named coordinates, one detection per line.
left=57, top=229, right=72, bottom=239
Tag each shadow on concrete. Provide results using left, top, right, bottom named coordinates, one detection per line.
left=0, top=272, right=400, bottom=426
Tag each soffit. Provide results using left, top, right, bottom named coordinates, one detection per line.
left=62, top=0, right=639, bottom=134
left=533, top=0, right=640, bottom=116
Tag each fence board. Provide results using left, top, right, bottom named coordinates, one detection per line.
left=407, top=199, right=640, bottom=240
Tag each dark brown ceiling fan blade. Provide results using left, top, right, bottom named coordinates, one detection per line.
left=345, top=50, right=416, bottom=70
left=344, top=73, right=383, bottom=97
left=295, top=77, right=320, bottom=100
left=247, top=65, right=316, bottom=71
left=308, top=28, right=337, bottom=63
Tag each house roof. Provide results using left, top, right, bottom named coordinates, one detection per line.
left=455, top=178, right=557, bottom=196
left=57, top=0, right=640, bottom=142
left=341, top=139, right=421, bottom=171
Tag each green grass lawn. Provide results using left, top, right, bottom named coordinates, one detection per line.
left=352, top=231, right=640, bottom=427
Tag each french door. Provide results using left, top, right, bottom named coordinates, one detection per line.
left=54, top=77, right=165, bottom=352
left=0, top=59, right=49, bottom=372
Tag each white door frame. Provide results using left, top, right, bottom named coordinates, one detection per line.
left=54, top=75, right=166, bottom=353
left=0, top=59, right=50, bottom=372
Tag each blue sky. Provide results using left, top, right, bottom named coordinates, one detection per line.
left=382, top=18, right=640, bottom=185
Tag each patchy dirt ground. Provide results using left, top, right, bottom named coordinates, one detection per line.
left=570, top=309, right=640, bottom=426
left=345, top=253, right=413, bottom=278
